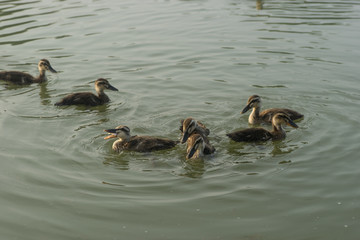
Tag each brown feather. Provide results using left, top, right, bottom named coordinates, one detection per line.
left=55, top=92, right=107, bottom=106
left=227, top=128, right=272, bottom=142
left=227, top=113, right=298, bottom=142
left=0, top=59, right=56, bottom=84
left=55, top=78, right=117, bottom=106
left=114, top=136, right=178, bottom=152
left=260, top=108, right=304, bottom=123
left=242, top=95, right=303, bottom=124
left=0, top=71, right=36, bottom=84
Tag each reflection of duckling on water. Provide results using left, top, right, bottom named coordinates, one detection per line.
left=0, top=59, right=57, bottom=84
left=55, top=78, right=118, bottom=106
left=241, top=95, right=303, bottom=125
left=104, top=125, right=178, bottom=152
left=179, top=117, right=215, bottom=155
left=227, top=113, right=298, bottom=142
left=186, top=134, right=215, bottom=160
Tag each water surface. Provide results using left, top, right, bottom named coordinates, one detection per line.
left=1, top=0, right=359, bottom=239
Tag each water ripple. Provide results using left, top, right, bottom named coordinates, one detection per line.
left=1, top=0, right=360, bottom=239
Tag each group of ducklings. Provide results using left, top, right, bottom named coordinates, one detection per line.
left=0, top=59, right=119, bottom=106
left=1, top=59, right=303, bottom=160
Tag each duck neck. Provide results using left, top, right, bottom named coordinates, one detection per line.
left=188, top=146, right=204, bottom=159
left=195, top=126, right=207, bottom=136
left=97, top=89, right=110, bottom=103
left=271, top=123, right=286, bottom=139
left=34, top=70, right=46, bottom=83
left=249, top=107, right=260, bottom=124
left=112, top=136, right=130, bottom=151
left=194, top=149, right=204, bottom=159
left=118, top=135, right=131, bottom=143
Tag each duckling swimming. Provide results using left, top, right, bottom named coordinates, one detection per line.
left=241, top=95, right=303, bottom=124
left=180, top=117, right=215, bottom=154
left=227, top=113, right=298, bottom=142
left=179, top=117, right=210, bottom=144
left=0, top=59, right=57, bottom=84
left=186, top=134, right=215, bottom=160
left=104, top=125, right=178, bottom=153
left=55, top=78, right=118, bottom=106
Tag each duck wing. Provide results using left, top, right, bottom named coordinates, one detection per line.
left=227, top=128, right=272, bottom=142
left=126, top=136, right=178, bottom=152
left=0, top=71, right=35, bottom=84
left=260, top=108, right=303, bottom=123
left=202, top=136, right=215, bottom=155
left=55, top=92, right=101, bottom=106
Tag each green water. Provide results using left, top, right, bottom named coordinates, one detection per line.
left=1, top=0, right=359, bottom=239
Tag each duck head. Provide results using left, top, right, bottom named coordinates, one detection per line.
left=241, top=95, right=261, bottom=114
left=180, top=117, right=198, bottom=144
left=38, top=59, right=57, bottom=73
left=95, top=78, right=118, bottom=92
left=104, top=125, right=131, bottom=141
left=272, top=113, right=299, bottom=129
left=186, top=134, right=205, bottom=160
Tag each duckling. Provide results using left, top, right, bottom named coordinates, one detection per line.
left=0, top=59, right=57, bottom=84
left=179, top=117, right=210, bottom=144
left=55, top=78, right=118, bottom=106
left=180, top=117, right=215, bottom=154
left=227, top=113, right=298, bottom=142
left=104, top=125, right=178, bottom=153
left=186, top=134, right=215, bottom=160
left=241, top=95, right=303, bottom=124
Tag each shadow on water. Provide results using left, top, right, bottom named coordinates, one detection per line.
left=256, top=0, right=264, bottom=10
left=39, top=82, right=51, bottom=105
left=103, top=152, right=130, bottom=171
left=270, top=139, right=299, bottom=157
left=226, top=137, right=300, bottom=161
left=55, top=103, right=113, bottom=114
left=0, top=81, right=30, bottom=90
left=180, top=158, right=206, bottom=179
left=102, top=148, right=209, bottom=179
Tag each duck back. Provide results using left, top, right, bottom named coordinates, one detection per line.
left=0, top=71, right=36, bottom=84
left=227, top=128, right=272, bottom=142
left=261, top=108, right=303, bottom=123
left=55, top=92, right=103, bottom=106
left=121, top=136, right=178, bottom=152
left=202, top=137, right=216, bottom=154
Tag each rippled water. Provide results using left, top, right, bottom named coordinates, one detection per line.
left=1, top=0, right=360, bottom=239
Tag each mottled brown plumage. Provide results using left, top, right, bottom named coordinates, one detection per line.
left=0, top=59, right=57, bottom=84
left=241, top=95, right=304, bottom=124
left=179, top=117, right=215, bottom=155
left=186, top=134, right=215, bottom=160
left=179, top=117, right=210, bottom=143
left=227, top=113, right=298, bottom=142
left=55, top=78, right=118, bottom=106
left=104, top=125, right=178, bottom=153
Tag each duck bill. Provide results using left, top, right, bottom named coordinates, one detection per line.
left=241, top=104, right=251, bottom=114
left=48, top=65, right=57, bottom=73
left=104, top=129, right=117, bottom=139
left=104, top=134, right=117, bottom=140
left=186, top=146, right=197, bottom=160
left=287, top=120, right=299, bottom=128
left=180, top=131, right=189, bottom=144
left=107, top=84, right=118, bottom=91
